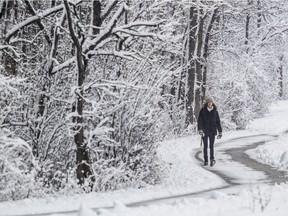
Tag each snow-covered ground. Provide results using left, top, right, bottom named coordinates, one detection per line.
left=1, top=101, right=288, bottom=216
left=247, top=134, right=288, bottom=171
left=246, top=100, right=288, bottom=172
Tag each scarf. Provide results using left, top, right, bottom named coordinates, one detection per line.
left=207, top=106, right=213, bottom=112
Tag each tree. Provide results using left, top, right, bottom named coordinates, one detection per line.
left=1, top=0, right=170, bottom=190
left=207, top=0, right=288, bottom=129
left=185, top=1, right=220, bottom=126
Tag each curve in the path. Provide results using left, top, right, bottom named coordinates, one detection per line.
left=195, top=133, right=288, bottom=185
left=225, top=141, right=288, bottom=184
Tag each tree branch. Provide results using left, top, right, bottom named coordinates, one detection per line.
left=5, top=1, right=82, bottom=43
left=5, top=4, right=63, bottom=43
left=101, top=0, right=118, bottom=21
left=84, top=2, right=126, bottom=54
left=23, top=0, right=52, bottom=45
left=63, top=0, right=81, bottom=49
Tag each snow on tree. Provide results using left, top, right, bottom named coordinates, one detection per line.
left=0, top=74, right=39, bottom=201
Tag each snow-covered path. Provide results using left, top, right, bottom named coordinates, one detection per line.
left=196, top=132, right=288, bottom=186
left=2, top=101, right=288, bottom=216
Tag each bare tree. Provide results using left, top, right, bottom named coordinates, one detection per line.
left=185, top=2, right=219, bottom=126
left=185, top=5, right=197, bottom=126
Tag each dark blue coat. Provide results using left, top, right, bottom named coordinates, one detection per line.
left=197, top=106, right=222, bottom=136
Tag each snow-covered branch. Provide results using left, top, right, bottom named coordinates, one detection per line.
left=51, top=57, right=76, bottom=74
left=101, top=0, right=118, bottom=21
left=84, top=2, right=126, bottom=53
left=5, top=5, right=63, bottom=43
left=113, top=28, right=158, bottom=38
left=5, top=0, right=83, bottom=43
left=87, top=50, right=141, bottom=61
left=114, top=20, right=164, bottom=30
left=63, top=0, right=81, bottom=50
left=0, top=45, right=20, bottom=59
left=84, top=79, right=148, bottom=93
left=23, top=0, right=52, bottom=45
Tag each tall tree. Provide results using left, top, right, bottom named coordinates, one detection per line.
left=60, top=0, right=164, bottom=186
left=185, top=4, right=197, bottom=126
left=185, top=1, right=219, bottom=126
left=63, top=0, right=94, bottom=187
left=278, top=54, right=284, bottom=98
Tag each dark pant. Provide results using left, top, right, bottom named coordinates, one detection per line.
left=202, top=134, right=215, bottom=162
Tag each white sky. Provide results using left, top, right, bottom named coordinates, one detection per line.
left=1, top=101, right=288, bottom=216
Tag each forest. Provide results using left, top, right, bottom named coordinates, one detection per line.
left=0, top=0, right=287, bottom=201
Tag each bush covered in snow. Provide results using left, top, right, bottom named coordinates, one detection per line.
left=92, top=145, right=162, bottom=191
left=0, top=131, right=39, bottom=201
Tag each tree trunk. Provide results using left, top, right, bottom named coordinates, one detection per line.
left=194, top=8, right=204, bottom=119
left=64, top=0, right=95, bottom=187
left=257, top=0, right=261, bottom=30
left=92, top=0, right=101, bottom=35
left=2, top=0, right=17, bottom=75
left=185, top=6, right=197, bottom=126
left=245, top=0, right=252, bottom=50
left=278, top=54, right=283, bottom=98
left=74, top=88, right=94, bottom=186
left=202, top=8, right=219, bottom=100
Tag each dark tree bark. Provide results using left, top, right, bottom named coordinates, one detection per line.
left=245, top=14, right=250, bottom=46
left=194, top=8, right=204, bottom=120
left=186, top=3, right=220, bottom=126
left=92, top=0, right=102, bottom=35
left=177, top=23, right=189, bottom=104
left=245, top=0, right=253, bottom=50
left=0, top=0, right=6, bottom=20
left=278, top=54, right=283, bottom=98
left=185, top=6, right=197, bottom=126
left=2, top=0, right=17, bottom=75
left=202, top=8, right=219, bottom=100
left=64, top=0, right=95, bottom=187
left=257, top=0, right=261, bottom=30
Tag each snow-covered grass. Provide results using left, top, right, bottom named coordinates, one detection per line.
left=245, top=100, right=288, bottom=171
left=90, top=183, right=288, bottom=216
left=1, top=100, right=288, bottom=216
left=247, top=100, right=288, bottom=134
left=247, top=134, right=288, bottom=171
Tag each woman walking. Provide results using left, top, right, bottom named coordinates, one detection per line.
left=197, top=97, right=222, bottom=166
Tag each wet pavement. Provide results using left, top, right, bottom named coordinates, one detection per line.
left=196, top=133, right=288, bottom=186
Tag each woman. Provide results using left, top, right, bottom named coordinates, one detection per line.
left=197, top=96, right=222, bottom=166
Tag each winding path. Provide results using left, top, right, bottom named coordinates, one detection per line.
left=225, top=140, right=288, bottom=184
left=7, top=133, right=288, bottom=216
left=195, top=132, right=288, bottom=186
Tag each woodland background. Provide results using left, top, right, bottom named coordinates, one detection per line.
left=0, top=0, right=287, bottom=201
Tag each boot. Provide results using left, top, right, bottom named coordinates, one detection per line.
left=210, top=159, right=216, bottom=167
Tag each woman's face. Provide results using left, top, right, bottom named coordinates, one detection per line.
left=207, top=102, right=213, bottom=108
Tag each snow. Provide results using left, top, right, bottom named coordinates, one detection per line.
left=246, top=101, right=288, bottom=171
left=1, top=101, right=288, bottom=216
left=246, top=100, right=288, bottom=134
left=247, top=134, right=288, bottom=171
left=83, top=2, right=126, bottom=53
left=5, top=5, right=64, bottom=42
left=51, top=57, right=76, bottom=74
